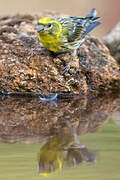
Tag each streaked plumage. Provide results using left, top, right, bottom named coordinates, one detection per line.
left=37, top=8, right=101, bottom=73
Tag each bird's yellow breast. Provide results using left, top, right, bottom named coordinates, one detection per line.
left=38, top=33, right=61, bottom=52
left=38, top=18, right=63, bottom=52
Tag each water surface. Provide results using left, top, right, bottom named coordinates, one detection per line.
left=0, top=94, right=120, bottom=180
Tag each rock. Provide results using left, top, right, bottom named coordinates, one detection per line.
left=103, top=22, right=120, bottom=64
left=0, top=14, right=120, bottom=94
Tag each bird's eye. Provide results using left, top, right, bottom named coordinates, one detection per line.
left=48, top=23, right=52, bottom=28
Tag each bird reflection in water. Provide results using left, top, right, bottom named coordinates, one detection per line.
left=38, top=121, right=96, bottom=176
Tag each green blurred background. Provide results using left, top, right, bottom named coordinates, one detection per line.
left=0, top=0, right=120, bottom=38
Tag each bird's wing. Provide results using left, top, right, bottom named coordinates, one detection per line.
left=59, top=17, right=84, bottom=43
left=67, top=18, right=85, bottom=42
left=59, top=9, right=100, bottom=43
left=65, top=17, right=100, bottom=43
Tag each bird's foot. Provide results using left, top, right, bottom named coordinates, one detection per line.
left=78, top=51, right=87, bottom=62
left=61, top=63, right=70, bottom=74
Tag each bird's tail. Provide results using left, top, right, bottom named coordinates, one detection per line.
left=82, top=8, right=101, bottom=36
left=86, top=8, right=100, bottom=20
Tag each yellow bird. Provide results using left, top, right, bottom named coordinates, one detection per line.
left=37, top=8, right=100, bottom=73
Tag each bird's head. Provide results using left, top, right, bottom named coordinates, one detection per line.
left=37, top=18, right=62, bottom=37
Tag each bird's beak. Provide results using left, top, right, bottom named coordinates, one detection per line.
left=37, top=25, right=44, bottom=32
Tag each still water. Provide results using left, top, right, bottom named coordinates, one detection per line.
left=0, top=93, right=120, bottom=180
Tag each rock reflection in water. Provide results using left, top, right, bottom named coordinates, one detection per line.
left=0, top=93, right=120, bottom=143
left=38, top=121, right=96, bottom=176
